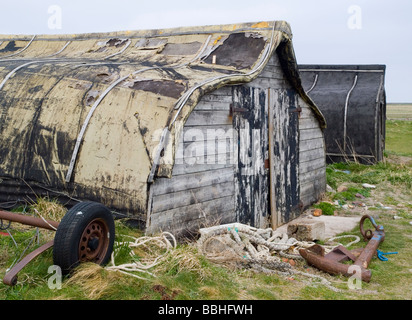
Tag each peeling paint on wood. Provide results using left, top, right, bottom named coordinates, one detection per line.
left=232, top=85, right=269, bottom=228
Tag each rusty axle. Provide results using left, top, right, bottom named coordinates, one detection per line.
left=0, top=210, right=59, bottom=231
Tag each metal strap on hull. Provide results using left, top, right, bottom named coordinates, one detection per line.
left=0, top=35, right=36, bottom=59
left=0, top=60, right=41, bottom=91
left=306, top=73, right=318, bottom=93
left=0, top=41, right=73, bottom=90
left=300, top=68, right=384, bottom=73
left=46, top=40, right=71, bottom=57
left=66, top=35, right=213, bottom=183
left=343, top=75, right=358, bottom=152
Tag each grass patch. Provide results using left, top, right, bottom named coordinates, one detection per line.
left=326, top=161, right=412, bottom=190
left=313, top=202, right=335, bottom=215
left=385, top=120, right=412, bottom=156
left=332, top=187, right=370, bottom=202
left=387, top=103, right=412, bottom=120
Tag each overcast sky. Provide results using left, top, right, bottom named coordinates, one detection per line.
left=1, top=0, right=411, bottom=102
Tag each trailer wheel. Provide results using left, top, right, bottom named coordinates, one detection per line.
left=53, top=201, right=115, bottom=275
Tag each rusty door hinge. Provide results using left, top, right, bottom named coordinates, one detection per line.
left=288, top=106, right=302, bottom=116
left=230, top=103, right=248, bottom=116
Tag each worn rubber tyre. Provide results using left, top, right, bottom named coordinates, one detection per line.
left=53, top=201, right=115, bottom=275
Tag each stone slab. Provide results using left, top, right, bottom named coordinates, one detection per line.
left=287, top=219, right=325, bottom=241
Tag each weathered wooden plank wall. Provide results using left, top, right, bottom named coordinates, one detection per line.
left=297, top=96, right=326, bottom=207
left=147, top=53, right=326, bottom=237
left=147, top=86, right=236, bottom=236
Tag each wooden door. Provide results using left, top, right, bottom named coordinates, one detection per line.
left=232, top=86, right=301, bottom=229
left=268, top=89, right=301, bottom=228
left=232, top=85, right=270, bottom=228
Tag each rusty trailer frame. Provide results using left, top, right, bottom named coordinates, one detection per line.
left=0, top=209, right=59, bottom=286
left=0, top=201, right=115, bottom=286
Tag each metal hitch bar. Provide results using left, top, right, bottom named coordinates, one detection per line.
left=299, top=214, right=385, bottom=282
left=0, top=210, right=60, bottom=286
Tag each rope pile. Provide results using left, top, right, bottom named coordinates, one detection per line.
left=106, top=231, right=177, bottom=280
left=104, top=223, right=361, bottom=292
left=197, top=224, right=360, bottom=292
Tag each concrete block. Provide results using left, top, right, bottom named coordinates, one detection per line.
left=287, top=219, right=325, bottom=241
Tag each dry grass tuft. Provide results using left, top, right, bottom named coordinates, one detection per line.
left=65, top=263, right=124, bottom=299
left=158, top=244, right=212, bottom=282
left=30, top=197, right=66, bottom=222
left=198, top=286, right=221, bottom=299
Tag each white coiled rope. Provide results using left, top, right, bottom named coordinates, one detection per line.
left=106, top=231, right=177, bottom=280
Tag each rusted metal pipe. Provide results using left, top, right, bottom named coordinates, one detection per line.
left=0, top=210, right=59, bottom=231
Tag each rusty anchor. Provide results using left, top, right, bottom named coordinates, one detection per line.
left=299, top=214, right=385, bottom=282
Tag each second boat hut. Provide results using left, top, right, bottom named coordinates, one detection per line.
left=299, top=64, right=386, bottom=164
